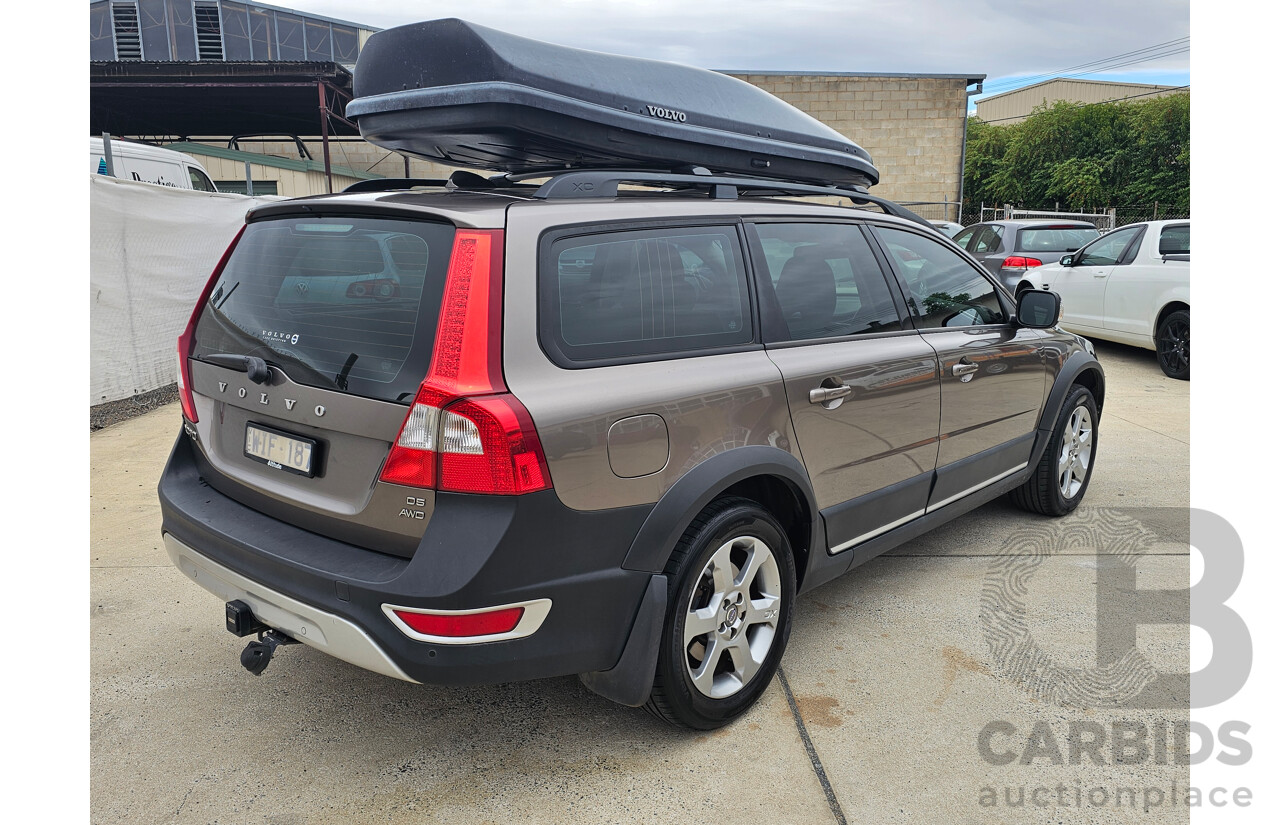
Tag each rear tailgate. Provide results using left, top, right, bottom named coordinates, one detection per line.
left=186, top=214, right=456, bottom=557
left=1015, top=225, right=1100, bottom=259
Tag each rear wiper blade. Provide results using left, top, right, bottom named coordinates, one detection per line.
left=202, top=353, right=272, bottom=385
left=335, top=352, right=359, bottom=391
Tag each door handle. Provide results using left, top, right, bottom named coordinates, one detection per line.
left=952, top=361, right=980, bottom=377
left=809, top=385, right=852, bottom=404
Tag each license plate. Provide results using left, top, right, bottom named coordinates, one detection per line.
left=244, top=424, right=316, bottom=477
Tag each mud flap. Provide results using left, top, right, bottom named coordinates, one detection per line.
left=578, top=574, right=666, bottom=707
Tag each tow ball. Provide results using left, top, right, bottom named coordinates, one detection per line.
left=240, top=629, right=299, bottom=675
left=226, top=599, right=298, bottom=675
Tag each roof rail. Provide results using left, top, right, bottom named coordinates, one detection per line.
left=518, top=170, right=934, bottom=229
left=341, top=167, right=933, bottom=230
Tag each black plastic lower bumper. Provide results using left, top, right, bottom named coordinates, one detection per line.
left=158, top=432, right=654, bottom=685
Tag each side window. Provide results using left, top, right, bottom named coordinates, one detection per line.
left=544, top=225, right=751, bottom=362
left=1076, top=225, right=1142, bottom=267
left=188, top=167, right=217, bottom=192
left=951, top=227, right=977, bottom=250
left=875, top=226, right=1008, bottom=329
left=1159, top=224, right=1190, bottom=255
left=972, top=226, right=1003, bottom=254
left=754, top=223, right=905, bottom=340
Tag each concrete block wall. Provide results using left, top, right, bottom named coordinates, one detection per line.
left=725, top=74, right=970, bottom=208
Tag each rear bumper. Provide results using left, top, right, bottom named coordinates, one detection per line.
left=165, top=533, right=417, bottom=682
left=158, top=432, right=654, bottom=685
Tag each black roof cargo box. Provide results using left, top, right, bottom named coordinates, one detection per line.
left=347, top=19, right=880, bottom=187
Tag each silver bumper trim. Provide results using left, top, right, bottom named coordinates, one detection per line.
left=163, top=533, right=417, bottom=683
left=382, top=598, right=552, bottom=644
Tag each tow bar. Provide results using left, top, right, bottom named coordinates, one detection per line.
left=226, top=599, right=299, bottom=675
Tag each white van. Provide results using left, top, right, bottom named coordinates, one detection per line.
left=90, top=137, right=218, bottom=192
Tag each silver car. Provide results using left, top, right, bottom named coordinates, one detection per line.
left=952, top=220, right=1101, bottom=292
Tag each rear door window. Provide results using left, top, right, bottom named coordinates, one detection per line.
left=542, top=225, right=752, bottom=364
left=752, top=222, right=906, bottom=340
left=192, top=216, right=455, bottom=403
left=972, top=226, right=1003, bottom=254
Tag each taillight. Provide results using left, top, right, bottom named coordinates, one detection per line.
left=379, top=229, right=552, bottom=495
left=177, top=226, right=246, bottom=423
left=346, top=278, right=399, bottom=299
left=438, top=395, right=551, bottom=494
left=1001, top=256, right=1043, bottom=270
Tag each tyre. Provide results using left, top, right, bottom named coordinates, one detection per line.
left=1156, top=310, right=1190, bottom=380
left=644, top=496, right=796, bottom=729
left=1010, top=385, right=1098, bottom=516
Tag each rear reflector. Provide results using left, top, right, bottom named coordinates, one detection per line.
left=1001, top=256, right=1043, bottom=270
left=391, top=606, right=525, bottom=638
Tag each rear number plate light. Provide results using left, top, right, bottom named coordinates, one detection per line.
left=244, top=423, right=317, bottom=477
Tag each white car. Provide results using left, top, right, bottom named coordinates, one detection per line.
left=1016, top=219, right=1189, bottom=379
left=929, top=220, right=966, bottom=238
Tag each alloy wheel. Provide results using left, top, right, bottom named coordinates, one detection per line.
left=1158, top=318, right=1189, bottom=376
left=683, top=535, right=783, bottom=699
left=1057, top=405, right=1094, bottom=500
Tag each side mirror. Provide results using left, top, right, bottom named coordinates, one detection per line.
left=1017, top=289, right=1061, bottom=329
left=1060, top=254, right=1074, bottom=267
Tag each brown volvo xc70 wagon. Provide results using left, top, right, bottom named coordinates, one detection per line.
left=159, top=168, right=1102, bottom=729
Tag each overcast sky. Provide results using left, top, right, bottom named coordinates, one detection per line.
left=276, top=0, right=1190, bottom=99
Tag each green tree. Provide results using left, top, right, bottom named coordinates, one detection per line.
left=963, top=92, right=1189, bottom=213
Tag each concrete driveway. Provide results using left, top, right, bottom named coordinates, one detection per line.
left=91, top=340, right=1189, bottom=824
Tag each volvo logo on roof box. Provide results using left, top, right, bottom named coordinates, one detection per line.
left=646, top=105, right=687, bottom=123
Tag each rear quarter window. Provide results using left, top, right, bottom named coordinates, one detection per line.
left=540, top=225, right=753, bottom=365
left=1159, top=224, right=1190, bottom=255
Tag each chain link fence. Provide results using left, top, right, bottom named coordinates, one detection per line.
left=1113, top=205, right=1191, bottom=227
left=948, top=203, right=1189, bottom=230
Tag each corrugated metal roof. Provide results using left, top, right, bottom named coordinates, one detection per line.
left=87, top=0, right=379, bottom=33
left=720, top=70, right=985, bottom=83
left=90, top=61, right=359, bottom=138
left=978, top=76, right=1185, bottom=104
left=164, top=141, right=381, bottom=180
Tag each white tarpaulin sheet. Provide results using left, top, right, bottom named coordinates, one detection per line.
left=90, top=175, right=284, bottom=404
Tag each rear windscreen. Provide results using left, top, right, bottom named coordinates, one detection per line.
left=192, top=216, right=454, bottom=404
left=1016, top=227, right=1099, bottom=255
